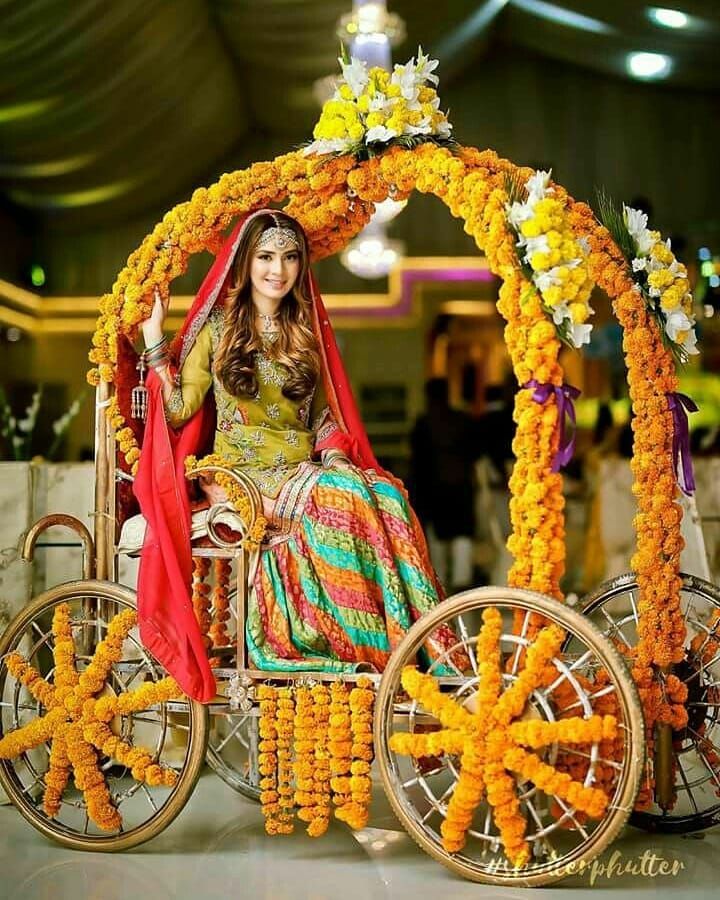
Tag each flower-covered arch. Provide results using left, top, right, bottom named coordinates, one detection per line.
left=88, top=51, right=695, bottom=802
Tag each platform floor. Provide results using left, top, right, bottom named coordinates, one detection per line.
left=0, top=769, right=717, bottom=899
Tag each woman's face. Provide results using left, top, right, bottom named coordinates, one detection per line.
left=249, top=238, right=301, bottom=305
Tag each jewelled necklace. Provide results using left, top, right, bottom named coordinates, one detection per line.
left=256, top=311, right=280, bottom=332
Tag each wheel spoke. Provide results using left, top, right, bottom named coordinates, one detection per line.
left=421, top=780, right=454, bottom=823
left=674, top=752, right=700, bottom=813
left=629, top=591, right=640, bottom=627
left=542, top=650, right=593, bottom=696
left=141, top=783, right=159, bottom=813
left=510, top=611, right=530, bottom=676
left=556, top=745, right=623, bottom=772
left=552, top=794, right=590, bottom=840
left=456, top=616, right=479, bottom=677
left=214, top=717, right=248, bottom=753
left=599, top=608, right=632, bottom=648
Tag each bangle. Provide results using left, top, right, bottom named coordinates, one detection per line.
left=144, top=338, right=170, bottom=371
left=144, top=334, right=166, bottom=352
left=322, top=449, right=349, bottom=467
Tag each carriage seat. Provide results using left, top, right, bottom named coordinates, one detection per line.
left=117, top=502, right=246, bottom=556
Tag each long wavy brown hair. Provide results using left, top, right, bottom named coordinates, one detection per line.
left=214, top=212, right=320, bottom=401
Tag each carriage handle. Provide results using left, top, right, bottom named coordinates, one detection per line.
left=22, top=514, right=95, bottom=580
left=185, top=463, right=264, bottom=551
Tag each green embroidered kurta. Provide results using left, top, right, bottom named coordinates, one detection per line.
left=165, top=309, right=327, bottom=498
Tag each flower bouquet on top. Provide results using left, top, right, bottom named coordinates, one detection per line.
left=598, top=191, right=699, bottom=364
left=506, top=169, right=595, bottom=349
left=303, top=46, right=455, bottom=160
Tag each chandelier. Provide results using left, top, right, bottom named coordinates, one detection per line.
left=321, top=1, right=407, bottom=279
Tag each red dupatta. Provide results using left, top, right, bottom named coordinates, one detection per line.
left=133, top=210, right=381, bottom=701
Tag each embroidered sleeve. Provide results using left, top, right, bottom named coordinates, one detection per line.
left=163, top=322, right=213, bottom=428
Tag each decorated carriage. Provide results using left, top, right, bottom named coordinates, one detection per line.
left=1, top=50, right=718, bottom=887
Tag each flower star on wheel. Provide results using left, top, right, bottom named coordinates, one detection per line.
left=389, top=607, right=618, bottom=867
left=0, top=604, right=181, bottom=830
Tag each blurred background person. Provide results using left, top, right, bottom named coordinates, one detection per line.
left=409, top=377, right=479, bottom=592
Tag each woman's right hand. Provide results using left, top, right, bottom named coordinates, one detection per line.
left=141, top=288, right=169, bottom=346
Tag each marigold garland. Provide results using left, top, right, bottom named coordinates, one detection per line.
left=309, top=683, right=332, bottom=837
left=209, top=557, right=232, bottom=648
left=568, top=200, right=687, bottom=757
left=191, top=555, right=212, bottom=649
left=293, top=686, right=317, bottom=825
left=328, top=681, right=353, bottom=813
left=276, top=688, right=296, bottom=834
left=389, top=610, right=617, bottom=867
left=257, top=685, right=282, bottom=835
left=335, top=677, right=374, bottom=830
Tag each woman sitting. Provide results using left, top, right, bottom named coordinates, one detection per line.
left=134, top=209, right=456, bottom=701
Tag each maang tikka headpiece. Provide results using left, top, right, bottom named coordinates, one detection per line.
left=254, top=216, right=300, bottom=251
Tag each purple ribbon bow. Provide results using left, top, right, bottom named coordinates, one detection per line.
left=667, top=391, right=698, bottom=495
left=525, top=380, right=582, bottom=473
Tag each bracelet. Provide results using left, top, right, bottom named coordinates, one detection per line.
left=322, top=449, right=350, bottom=467
left=144, top=334, right=166, bottom=352
left=144, top=336, right=169, bottom=369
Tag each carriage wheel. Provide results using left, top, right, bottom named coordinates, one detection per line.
left=375, top=587, right=644, bottom=887
left=0, top=581, right=209, bottom=851
left=582, top=572, right=720, bottom=833
left=206, top=710, right=260, bottom=801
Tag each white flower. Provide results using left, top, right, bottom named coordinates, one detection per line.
left=623, top=205, right=654, bottom=255
left=12, top=436, right=23, bottom=449
left=303, top=138, right=352, bottom=156
left=682, top=328, right=700, bottom=355
left=403, top=116, right=432, bottom=136
left=415, top=48, right=440, bottom=85
left=365, top=124, right=399, bottom=143
left=506, top=200, right=533, bottom=230
left=525, top=170, right=552, bottom=202
left=368, top=93, right=392, bottom=113
left=577, top=236, right=590, bottom=255
left=535, top=263, right=578, bottom=292
left=632, top=257, right=648, bottom=272
left=339, top=56, right=369, bottom=98
left=390, top=63, right=420, bottom=101
left=550, top=302, right=571, bottom=324
left=433, top=118, right=453, bottom=138
left=623, top=205, right=648, bottom=238
left=17, top=417, right=33, bottom=433
left=521, top=235, right=551, bottom=258
left=664, top=308, right=694, bottom=342
left=570, top=323, right=593, bottom=348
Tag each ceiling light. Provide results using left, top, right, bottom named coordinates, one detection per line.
left=648, top=7, right=689, bottom=29
left=627, top=51, right=672, bottom=79
left=510, top=0, right=614, bottom=35
left=340, top=233, right=405, bottom=279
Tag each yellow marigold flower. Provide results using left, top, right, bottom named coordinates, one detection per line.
left=543, top=285, right=563, bottom=306
left=530, top=251, right=551, bottom=271
left=418, top=86, right=435, bottom=102
left=387, top=84, right=402, bottom=98
left=569, top=302, right=589, bottom=323
left=660, top=285, right=684, bottom=311
left=648, top=269, right=674, bottom=292
left=366, top=112, right=384, bottom=128
left=651, top=241, right=674, bottom=265
left=338, top=84, right=354, bottom=101
left=357, top=94, right=370, bottom=113
left=519, top=218, right=542, bottom=238
left=546, top=230, right=563, bottom=249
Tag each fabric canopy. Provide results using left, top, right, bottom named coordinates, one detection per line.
left=1, top=0, right=718, bottom=227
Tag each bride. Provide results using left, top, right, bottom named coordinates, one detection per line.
left=134, top=209, right=456, bottom=700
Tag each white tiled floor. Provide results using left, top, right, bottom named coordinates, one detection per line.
left=1, top=771, right=718, bottom=899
